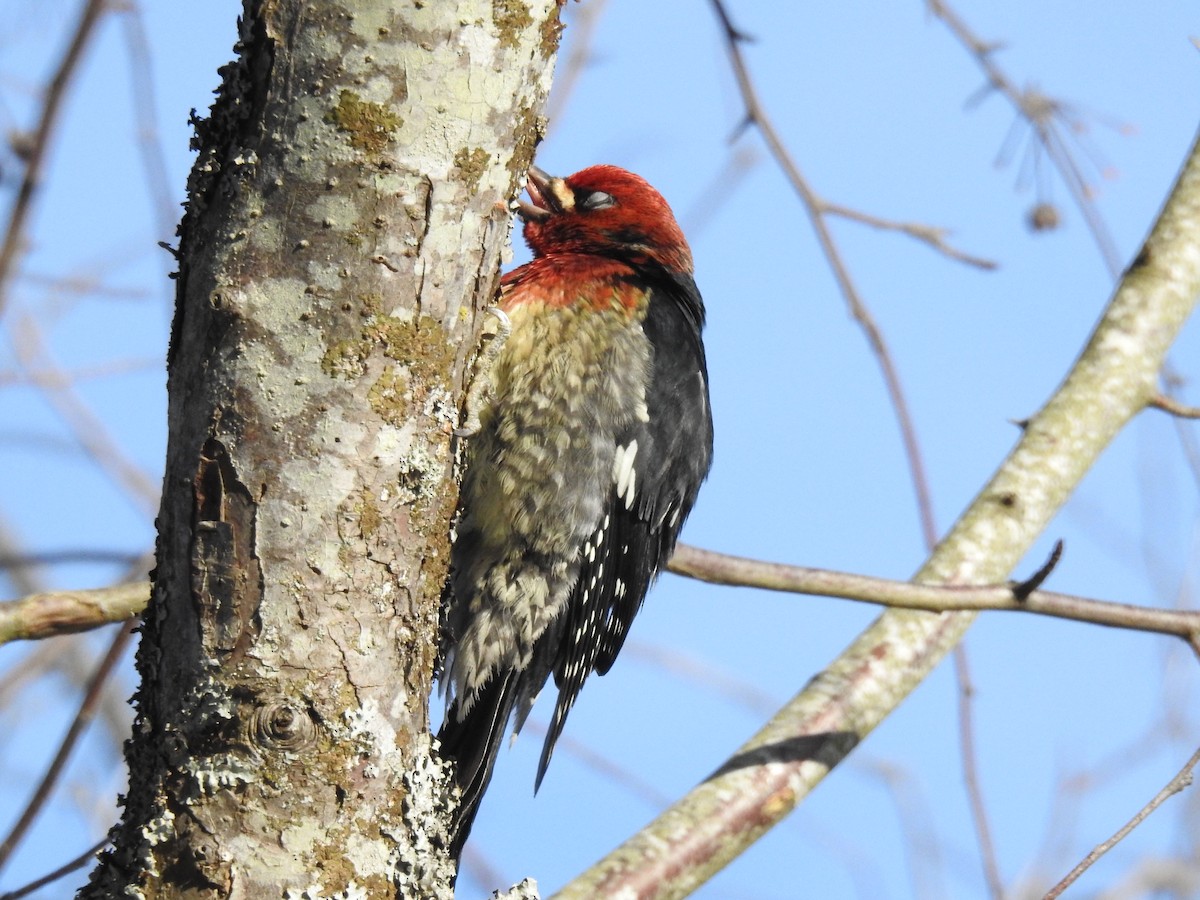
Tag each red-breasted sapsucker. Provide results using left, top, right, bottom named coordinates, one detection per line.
left=438, top=164, right=712, bottom=860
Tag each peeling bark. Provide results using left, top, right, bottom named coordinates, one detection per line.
left=82, top=2, right=561, bottom=897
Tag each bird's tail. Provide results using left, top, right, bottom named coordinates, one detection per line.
left=436, top=670, right=518, bottom=863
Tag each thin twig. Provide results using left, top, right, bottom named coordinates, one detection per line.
left=1042, top=745, right=1200, bottom=899
left=930, top=7, right=1200, bottom=880
left=0, top=548, right=145, bottom=569
left=706, top=0, right=939, bottom=550
left=951, top=649, right=999, bottom=896
left=0, top=0, right=110, bottom=319
left=0, top=619, right=136, bottom=875
left=921, top=6, right=1145, bottom=883
left=542, top=0, right=609, bottom=135
left=668, top=543, right=1200, bottom=655
left=11, top=314, right=159, bottom=514
left=118, top=2, right=178, bottom=242
left=524, top=719, right=674, bottom=809
left=952, top=646, right=1004, bottom=900
left=6, top=536, right=1196, bottom=654
left=705, top=10, right=991, bottom=273
left=624, top=639, right=779, bottom=717
left=680, top=145, right=762, bottom=238
left=932, top=0, right=1200, bottom=497
left=859, top=759, right=949, bottom=899
left=709, top=15, right=1005, bottom=878
left=823, top=202, right=997, bottom=270
left=19, top=270, right=151, bottom=300
left=0, top=630, right=133, bottom=772
left=1159, top=365, right=1200, bottom=490
left=1148, top=393, right=1200, bottom=419
left=0, top=355, right=160, bottom=388
left=0, top=837, right=110, bottom=900
left=928, top=0, right=1124, bottom=275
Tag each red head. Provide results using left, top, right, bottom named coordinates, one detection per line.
left=517, top=165, right=693, bottom=276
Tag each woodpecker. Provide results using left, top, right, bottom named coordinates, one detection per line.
left=437, top=164, right=712, bottom=861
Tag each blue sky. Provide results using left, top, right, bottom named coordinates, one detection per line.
left=1, top=2, right=1198, bottom=898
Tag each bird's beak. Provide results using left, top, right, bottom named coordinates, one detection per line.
left=517, top=165, right=572, bottom=222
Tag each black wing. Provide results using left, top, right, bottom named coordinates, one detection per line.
left=536, top=271, right=713, bottom=787
left=437, top=669, right=518, bottom=862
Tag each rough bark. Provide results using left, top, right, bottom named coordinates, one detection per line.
left=82, top=2, right=561, bottom=897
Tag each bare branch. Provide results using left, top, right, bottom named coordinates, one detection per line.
left=699, top=15, right=1010, bottom=859
left=0, top=837, right=109, bottom=900
left=0, top=549, right=145, bottom=568
left=0, top=356, right=160, bottom=388
left=1043, top=745, right=1200, bottom=899
left=1149, top=393, right=1200, bottom=419
left=928, top=0, right=1126, bottom=275
left=117, top=2, right=177, bottom=242
left=705, top=0, right=939, bottom=550
left=11, top=315, right=159, bottom=514
left=823, top=202, right=997, bottom=270
left=0, top=581, right=148, bottom=645
left=680, top=145, right=762, bottom=238
left=525, top=720, right=674, bottom=810
left=953, top=646, right=1000, bottom=895
left=624, top=639, right=778, bottom=717
left=542, top=0, right=609, bottom=134
left=669, top=544, right=1200, bottom=654
left=707, top=3, right=991, bottom=273
left=0, top=620, right=136, bottom=875
left=952, top=646, right=1004, bottom=900
left=9, top=533, right=1190, bottom=658
left=0, top=0, right=110, bottom=319
left=18, top=270, right=150, bottom=301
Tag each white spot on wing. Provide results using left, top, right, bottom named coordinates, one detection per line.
left=614, top=440, right=638, bottom=508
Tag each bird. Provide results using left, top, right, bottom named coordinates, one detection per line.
left=437, top=163, right=713, bottom=863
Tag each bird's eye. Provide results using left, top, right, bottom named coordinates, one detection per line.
left=579, top=190, right=616, bottom=211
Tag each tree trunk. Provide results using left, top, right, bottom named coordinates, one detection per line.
left=83, top=2, right=561, bottom=896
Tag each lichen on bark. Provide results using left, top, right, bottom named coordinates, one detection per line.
left=83, top=1, right=563, bottom=897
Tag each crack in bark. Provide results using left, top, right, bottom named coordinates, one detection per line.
left=192, top=437, right=263, bottom=665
